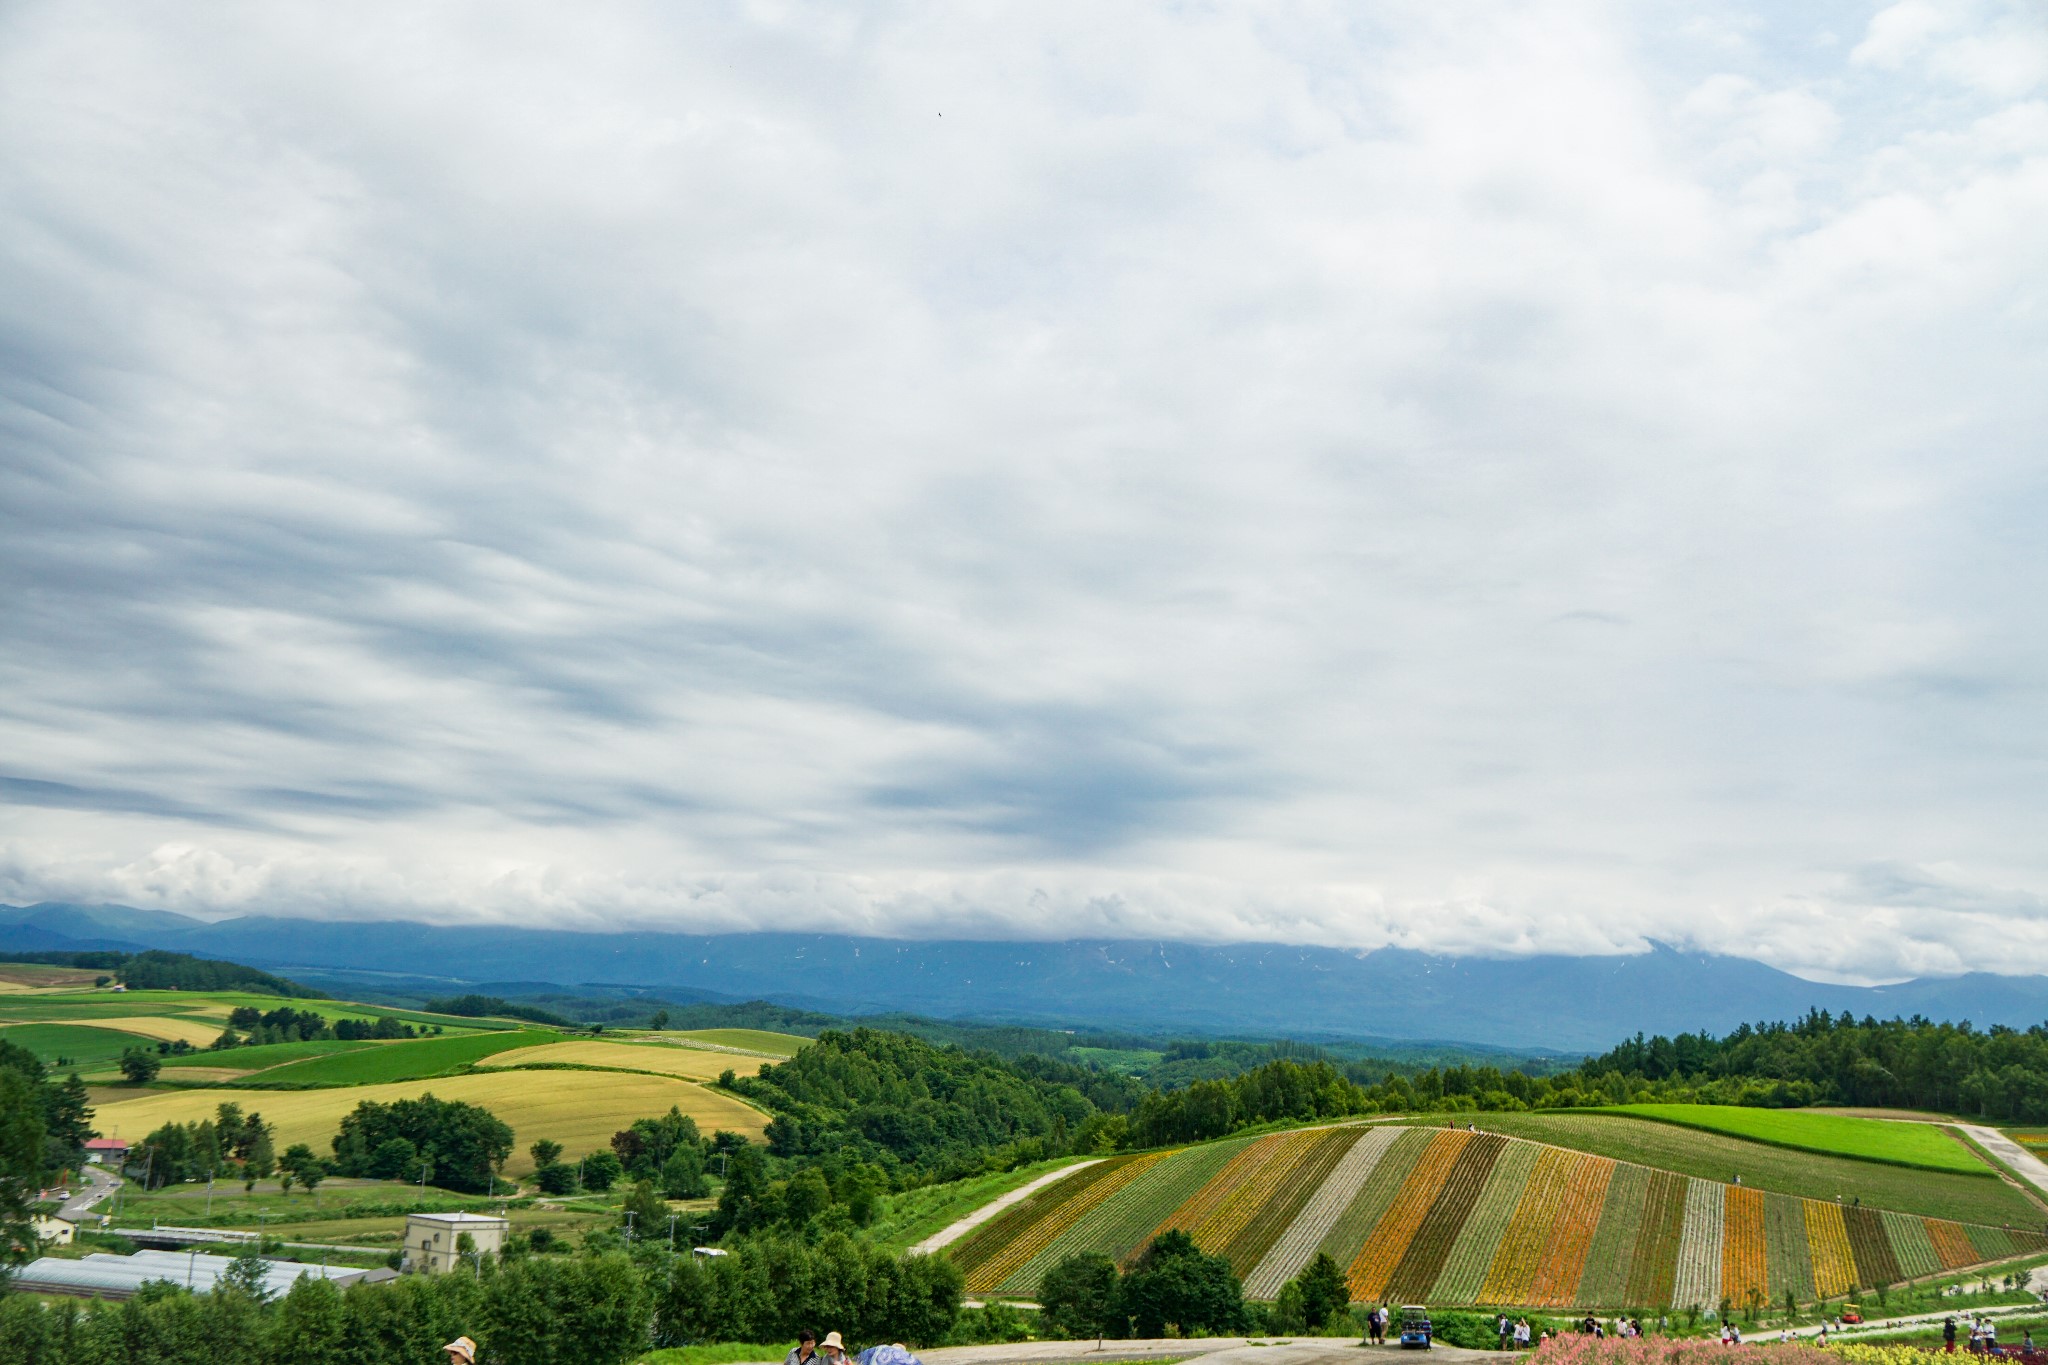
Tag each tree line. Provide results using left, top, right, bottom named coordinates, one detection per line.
left=0, top=1037, right=93, bottom=1264
left=0, top=1232, right=960, bottom=1365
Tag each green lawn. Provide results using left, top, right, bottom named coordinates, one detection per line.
left=0, top=1021, right=157, bottom=1068
left=1468, top=1113, right=2037, bottom=1226
left=228, top=1029, right=566, bottom=1087
left=1586, top=1103, right=1988, bottom=1174
left=668, top=1028, right=807, bottom=1057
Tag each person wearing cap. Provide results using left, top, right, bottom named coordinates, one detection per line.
left=444, top=1338, right=478, bottom=1365
left=785, top=1331, right=820, bottom=1365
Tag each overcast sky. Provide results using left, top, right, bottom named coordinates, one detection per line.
left=2, top=2, right=2045, bottom=983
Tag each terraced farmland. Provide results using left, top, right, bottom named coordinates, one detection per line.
left=947, top=1122, right=2048, bottom=1309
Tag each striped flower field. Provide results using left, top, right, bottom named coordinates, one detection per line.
left=947, top=1123, right=2048, bottom=1309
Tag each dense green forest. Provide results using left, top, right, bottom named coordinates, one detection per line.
left=0, top=1037, right=92, bottom=1264
left=6, top=948, right=319, bottom=997
left=1583, top=1010, right=2048, bottom=1120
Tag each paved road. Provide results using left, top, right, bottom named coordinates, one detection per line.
left=1961, top=1126, right=2048, bottom=1203
left=60, top=1164, right=119, bottom=1220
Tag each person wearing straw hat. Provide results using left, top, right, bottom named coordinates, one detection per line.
left=820, top=1333, right=850, bottom=1365
left=444, top=1338, right=478, bottom=1365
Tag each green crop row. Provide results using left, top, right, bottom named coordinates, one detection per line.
left=1575, top=1159, right=1649, bottom=1306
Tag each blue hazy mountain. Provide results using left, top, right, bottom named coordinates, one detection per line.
left=5, top=901, right=2044, bottom=1051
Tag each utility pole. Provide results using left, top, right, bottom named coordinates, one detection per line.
left=667, top=1213, right=679, bottom=1252
left=625, top=1210, right=636, bottom=1243
left=206, top=1171, right=215, bottom=1216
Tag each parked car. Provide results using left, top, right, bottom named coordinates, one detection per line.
left=1400, top=1305, right=1433, bottom=1349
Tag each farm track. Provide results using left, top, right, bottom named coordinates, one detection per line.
left=996, top=1151, right=1177, bottom=1295
left=952, top=1155, right=1133, bottom=1280
left=1245, top=1124, right=1405, bottom=1297
left=972, top=1153, right=1169, bottom=1293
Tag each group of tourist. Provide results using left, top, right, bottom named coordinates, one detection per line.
left=1492, top=1314, right=1540, bottom=1349
left=1944, top=1315, right=2034, bottom=1355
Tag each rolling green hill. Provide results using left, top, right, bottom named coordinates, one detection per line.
left=1587, top=1103, right=1985, bottom=1173
left=940, top=1120, right=2048, bottom=1309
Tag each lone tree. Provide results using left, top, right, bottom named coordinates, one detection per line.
left=119, top=1047, right=160, bottom=1085
left=1039, top=1250, right=1123, bottom=1343
left=530, top=1138, right=563, bottom=1168
left=1295, top=1251, right=1349, bottom=1330
left=1119, top=1230, right=1246, bottom=1338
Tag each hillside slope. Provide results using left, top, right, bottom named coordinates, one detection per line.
left=946, top=1122, right=2048, bottom=1309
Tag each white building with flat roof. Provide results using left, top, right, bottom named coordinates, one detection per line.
left=403, top=1211, right=508, bottom=1274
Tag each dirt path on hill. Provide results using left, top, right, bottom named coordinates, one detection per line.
left=912, top=1161, right=1103, bottom=1254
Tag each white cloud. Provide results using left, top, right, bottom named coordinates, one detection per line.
left=1, top=2, right=2045, bottom=984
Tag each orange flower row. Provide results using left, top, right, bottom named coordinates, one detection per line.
left=1925, top=1218, right=1980, bottom=1271
left=1527, top=1155, right=1615, bottom=1306
left=1721, top=1186, right=1768, bottom=1311
left=1348, top=1128, right=1473, bottom=1300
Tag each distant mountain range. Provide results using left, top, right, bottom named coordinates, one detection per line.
left=5, top=900, right=2046, bottom=1052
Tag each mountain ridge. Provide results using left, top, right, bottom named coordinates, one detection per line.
left=4, top=900, right=2045, bottom=1051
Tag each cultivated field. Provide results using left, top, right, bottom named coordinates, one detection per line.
left=91, top=1069, right=768, bottom=1174
left=0, top=963, right=105, bottom=992
left=946, top=1121, right=2048, bottom=1308
left=477, top=1038, right=738, bottom=1080
left=1590, top=1104, right=1985, bottom=1173
left=656, top=1028, right=809, bottom=1057
left=236, top=1029, right=567, bottom=1087
left=1472, top=1113, right=2035, bottom=1227
left=67, top=1014, right=232, bottom=1047
left=0, top=1021, right=157, bottom=1068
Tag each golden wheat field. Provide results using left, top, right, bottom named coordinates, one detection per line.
left=72, top=1015, right=231, bottom=1047
left=475, top=1038, right=737, bottom=1080
left=91, top=1069, right=768, bottom=1173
